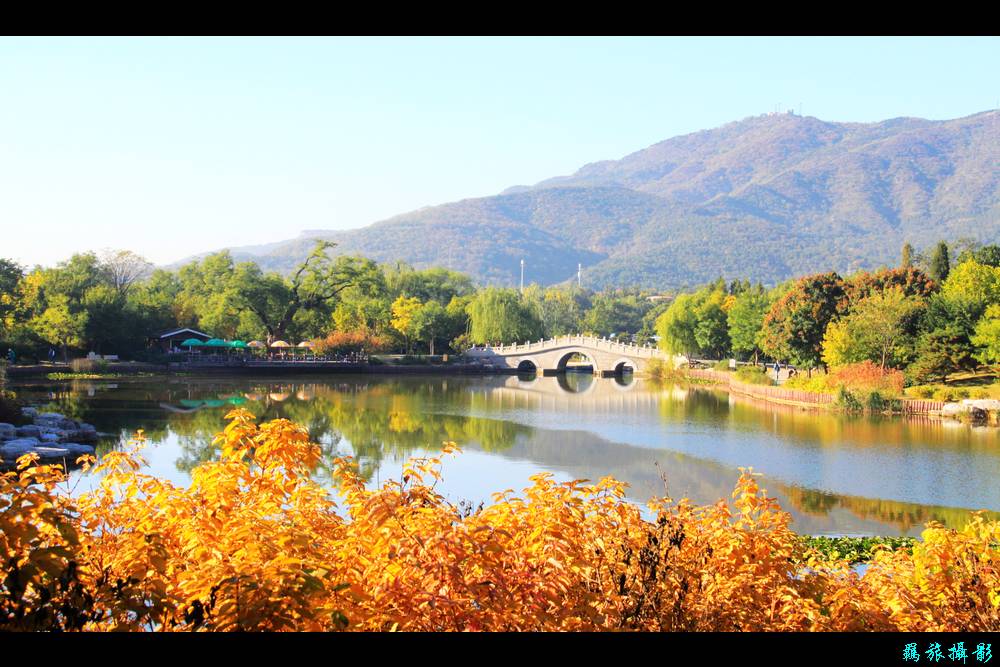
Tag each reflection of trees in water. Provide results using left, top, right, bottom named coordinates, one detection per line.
left=781, top=485, right=1000, bottom=532
left=20, top=375, right=1000, bottom=534
left=156, top=379, right=531, bottom=482
left=656, top=385, right=730, bottom=423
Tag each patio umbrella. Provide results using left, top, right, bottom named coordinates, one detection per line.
left=297, top=341, right=315, bottom=349
left=247, top=341, right=265, bottom=348
left=270, top=340, right=291, bottom=348
left=204, top=338, right=229, bottom=347
left=229, top=340, right=248, bottom=349
left=180, top=338, right=205, bottom=347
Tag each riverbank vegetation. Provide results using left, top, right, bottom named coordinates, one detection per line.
left=2, top=409, right=997, bottom=631
left=0, top=248, right=669, bottom=365
left=655, top=241, right=1000, bottom=397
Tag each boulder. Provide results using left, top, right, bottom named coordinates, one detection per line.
left=33, top=446, right=71, bottom=459
left=15, top=425, right=41, bottom=438
left=968, top=407, right=989, bottom=423
left=0, top=423, right=16, bottom=439
left=961, top=399, right=1000, bottom=411
left=20, top=407, right=37, bottom=418
left=61, top=443, right=96, bottom=457
left=39, top=432, right=62, bottom=443
left=0, top=438, right=42, bottom=459
left=940, top=402, right=968, bottom=416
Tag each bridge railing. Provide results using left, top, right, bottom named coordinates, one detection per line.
left=465, top=335, right=668, bottom=359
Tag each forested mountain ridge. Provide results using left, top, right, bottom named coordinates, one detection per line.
left=179, top=110, right=1000, bottom=288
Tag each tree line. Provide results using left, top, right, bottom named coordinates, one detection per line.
left=655, top=240, right=1000, bottom=384
left=0, top=242, right=671, bottom=362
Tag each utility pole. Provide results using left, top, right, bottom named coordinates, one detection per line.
left=577, top=263, right=582, bottom=288
left=520, top=258, right=525, bottom=293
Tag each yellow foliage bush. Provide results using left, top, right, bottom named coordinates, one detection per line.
left=2, top=409, right=998, bottom=631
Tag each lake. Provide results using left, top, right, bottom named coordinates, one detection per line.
left=9, top=372, right=1000, bottom=536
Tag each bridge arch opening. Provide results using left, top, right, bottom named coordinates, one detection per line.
left=614, top=360, right=636, bottom=375
left=516, top=359, right=538, bottom=373
left=556, top=350, right=597, bottom=374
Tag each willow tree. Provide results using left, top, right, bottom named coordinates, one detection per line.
left=233, top=241, right=381, bottom=345
left=466, top=288, right=543, bottom=345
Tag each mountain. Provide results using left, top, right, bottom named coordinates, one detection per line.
left=178, top=110, right=1000, bottom=289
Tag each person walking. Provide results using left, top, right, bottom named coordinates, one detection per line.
left=48, top=348, right=56, bottom=364
left=773, top=360, right=780, bottom=381
left=6, top=348, right=15, bottom=365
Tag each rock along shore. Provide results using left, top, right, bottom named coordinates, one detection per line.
left=0, top=407, right=98, bottom=467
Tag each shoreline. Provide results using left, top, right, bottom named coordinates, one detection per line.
left=5, top=361, right=519, bottom=378
left=680, top=368, right=950, bottom=417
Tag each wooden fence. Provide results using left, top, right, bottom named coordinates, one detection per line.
left=682, top=368, right=944, bottom=414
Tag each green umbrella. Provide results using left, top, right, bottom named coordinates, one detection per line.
left=181, top=338, right=205, bottom=347
left=229, top=340, right=248, bottom=349
left=204, top=338, right=228, bottom=347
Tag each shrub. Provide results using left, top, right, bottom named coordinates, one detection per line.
left=713, top=360, right=732, bottom=371
left=3, top=411, right=1000, bottom=632
left=834, top=386, right=862, bottom=411
left=313, top=331, right=391, bottom=356
left=866, top=391, right=888, bottom=413
left=644, top=357, right=679, bottom=382
left=783, top=373, right=831, bottom=394
left=828, top=361, right=904, bottom=396
left=933, top=387, right=956, bottom=402
left=910, top=385, right=935, bottom=399
left=734, top=365, right=774, bottom=386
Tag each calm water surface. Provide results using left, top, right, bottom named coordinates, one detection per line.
left=10, top=373, right=1000, bottom=536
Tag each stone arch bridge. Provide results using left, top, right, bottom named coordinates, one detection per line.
left=463, top=335, right=684, bottom=376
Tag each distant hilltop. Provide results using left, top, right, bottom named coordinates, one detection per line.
left=176, top=110, right=1000, bottom=289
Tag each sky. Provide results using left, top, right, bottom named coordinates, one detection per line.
left=1, top=36, right=998, bottom=268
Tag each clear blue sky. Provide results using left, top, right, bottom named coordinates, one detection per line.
left=2, top=36, right=998, bottom=268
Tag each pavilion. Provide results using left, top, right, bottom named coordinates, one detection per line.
left=150, top=327, right=212, bottom=353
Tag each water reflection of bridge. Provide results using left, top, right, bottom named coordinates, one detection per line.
left=471, top=374, right=669, bottom=412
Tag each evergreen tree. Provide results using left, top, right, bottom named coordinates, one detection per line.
left=930, top=241, right=951, bottom=283
left=901, top=242, right=914, bottom=269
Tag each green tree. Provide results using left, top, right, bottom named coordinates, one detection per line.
left=0, top=259, right=24, bottom=336
left=385, top=264, right=475, bottom=304
left=901, top=242, right=914, bottom=269
left=957, top=244, right=1000, bottom=268
left=929, top=241, right=951, bottom=283
left=760, top=273, right=846, bottom=370
left=727, top=284, right=772, bottom=363
left=940, top=260, right=1000, bottom=308
left=582, top=292, right=649, bottom=338
left=231, top=242, right=381, bottom=345
left=409, top=300, right=450, bottom=355
left=655, top=292, right=700, bottom=357
left=655, top=285, right=730, bottom=358
left=30, top=294, right=88, bottom=361
left=906, top=293, right=980, bottom=383
left=971, top=304, right=1000, bottom=366
left=820, top=287, right=923, bottom=369
left=467, top=288, right=544, bottom=345
left=693, top=289, right=730, bottom=358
